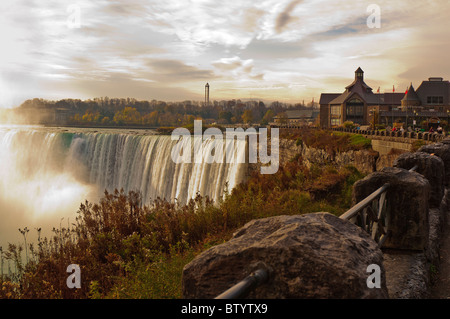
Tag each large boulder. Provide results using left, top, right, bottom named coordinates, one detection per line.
left=393, top=152, right=445, bottom=208
left=419, top=141, right=450, bottom=186
left=352, top=167, right=430, bottom=251
left=182, top=213, right=388, bottom=299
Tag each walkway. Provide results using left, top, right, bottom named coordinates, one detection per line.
left=430, top=211, right=450, bottom=299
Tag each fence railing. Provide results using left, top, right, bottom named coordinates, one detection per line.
left=214, top=268, right=269, bottom=299
left=339, top=165, right=418, bottom=247
left=329, top=127, right=447, bottom=142
left=339, top=183, right=390, bottom=247
left=272, top=124, right=448, bottom=142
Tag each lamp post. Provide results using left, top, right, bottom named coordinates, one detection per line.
left=447, top=110, right=450, bottom=134
left=406, top=106, right=408, bottom=130
left=413, top=110, right=417, bottom=131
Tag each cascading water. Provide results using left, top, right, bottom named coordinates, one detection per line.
left=0, top=125, right=247, bottom=249
left=68, top=131, right=247, bottom=205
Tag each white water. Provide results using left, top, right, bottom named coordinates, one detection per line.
left=0, top=125, right=247, bottom=249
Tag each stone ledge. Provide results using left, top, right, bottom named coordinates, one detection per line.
left=383, top=196, right=449, bottom=299
left=384, top=250, right=429, bottom=299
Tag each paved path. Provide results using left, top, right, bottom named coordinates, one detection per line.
left=430, top=213, right=450, bottom=299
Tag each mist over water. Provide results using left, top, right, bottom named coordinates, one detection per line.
left=0, top=126, right=95, bottom=249
left=0, top=125, right=247, bottom=250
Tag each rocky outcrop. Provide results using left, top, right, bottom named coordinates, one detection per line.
left=376, top=153, right=403, bottom=172
left=300, top=145, right=377, bottom=174
left=419, top=141, right=450, bottom=186
left=247, top=138, right=403, bottom=176
left=394, top=152, right=445, bottom=208
left=182, top=213, right=389, bottom=299
left=352, top=167, right=430, bottom=251
left=271, top=138, right=378, bottom=174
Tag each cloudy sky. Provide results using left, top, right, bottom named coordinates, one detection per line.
left=1, top=0, right=449, bottom=108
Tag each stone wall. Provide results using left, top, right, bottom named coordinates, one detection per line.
left=371, top=139, right=413, bottom=156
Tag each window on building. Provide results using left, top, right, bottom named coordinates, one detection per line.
left=346, top=98, right=364, bottom=124
left=346, top=99, right=364, bottom=116
left=331, top=119, right=340, bottom=126
left=427, top=96, right=444, bottom=104
left=331, top=105, right=341, bottom=116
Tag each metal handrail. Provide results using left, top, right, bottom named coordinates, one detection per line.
left=340, top=183, right=390, bottom=221
left=340, top=163, right=419, bottom=246
left=215, top=268, right=269, bottom=299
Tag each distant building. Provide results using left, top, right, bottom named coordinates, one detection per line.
left=320, top=68, right=403, bottom=127
left=273, top=109, right=319, bottom=126
left=320, top=68, right=450, bottom=128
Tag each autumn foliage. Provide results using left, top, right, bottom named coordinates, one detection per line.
left=0, top=156, right=363, bottom=299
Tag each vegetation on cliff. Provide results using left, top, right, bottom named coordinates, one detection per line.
left=0, top=155, right=364, bottom=299
left=281, top=128, right=372, bottom=154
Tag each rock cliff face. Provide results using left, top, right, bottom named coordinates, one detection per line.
left=260, top=138, right=378, bottom=175
left=248, top=137, right=404, bottom=178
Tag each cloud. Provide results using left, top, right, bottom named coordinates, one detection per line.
left=212, top=56, right=264, bottom=80
left=1, top=0, right=450, bottom=106
left=275, top=0, right=303, bottom=33
left=145, top=59, right=215, bottom=82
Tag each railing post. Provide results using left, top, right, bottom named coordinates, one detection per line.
left=352, top=167, right=430, bottom=251
left=394, top=152, right=445, bottom=208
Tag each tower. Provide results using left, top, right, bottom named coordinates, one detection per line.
left=355, top=67, right=364, bottom=81
left=205, top=83, right=210, bottom=106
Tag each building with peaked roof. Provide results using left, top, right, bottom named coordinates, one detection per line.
left=401, top=83, right=421, bottom=109
left=320, top=68, right=450, bottom=129
left=320, top=68, right=403, bottom=127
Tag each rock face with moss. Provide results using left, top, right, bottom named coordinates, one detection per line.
left=182, top=212, right=388, bottom=299
left=270, top=138, right=378, bottom=175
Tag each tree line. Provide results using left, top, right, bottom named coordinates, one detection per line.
left=15, top=97, right=316, bottom=127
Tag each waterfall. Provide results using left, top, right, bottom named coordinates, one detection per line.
left=0, top=126, right=247, bottom=211
left=0, top=125, right=247, bottom=249
left=68, top=132, right=247, bottom=205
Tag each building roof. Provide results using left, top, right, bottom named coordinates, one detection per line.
left=416, top=78, right=450, bottom=105
left=402, top=84, right=420, bottom=102
left=382, top=93, right=405, bottom=105
left=328, top=67, right=381, bottom=105
left=286, top=110, right=314, bottom=118
left=319, top=93, right=341, bottom=105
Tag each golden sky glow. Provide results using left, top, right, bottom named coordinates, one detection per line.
left=1, top=0, right=449, bottom=107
